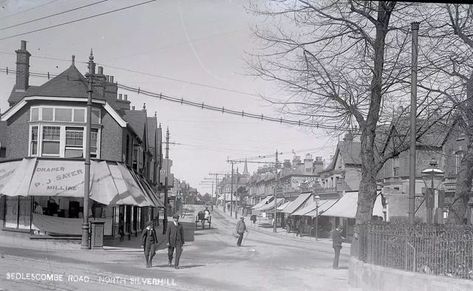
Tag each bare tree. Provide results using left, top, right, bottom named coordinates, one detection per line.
left=421, top=4, right=473, bottom=224
left=249, top=1, right=453, bottom=224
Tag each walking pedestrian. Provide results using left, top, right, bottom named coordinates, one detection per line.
left=141, top=221, right=158, bottom=268
left=235, top=217, right=248, bottom=246
left=331, top=226, right=345, bottom=269
left=167, top=214, right=185, bottom=269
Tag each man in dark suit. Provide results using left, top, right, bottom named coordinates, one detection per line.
left=331, top=226, right=345, bottom=269
left=166, top=214, right=185, bottom=269
left=141, top=221, right=158, bottom=268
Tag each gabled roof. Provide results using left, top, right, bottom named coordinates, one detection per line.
left=123, top=110, right=147, bottom=143
left=15, top=64, right=104, bottom=101
left=324, top=140, right=361, bottom=172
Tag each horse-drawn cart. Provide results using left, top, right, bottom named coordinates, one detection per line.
left=195, top=210, right=211, bottom=229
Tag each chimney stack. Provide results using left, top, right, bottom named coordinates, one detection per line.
left=124, top=94, right=128, bottom=101
left=118, top=93, right=122, bottom=100
left=132, top=106, right=135, bottom=110
left=109, top=76, right=114, bottom=83
left=97, top=66, right=103, bottom=75
left=15, top=40, right=31, bottom=92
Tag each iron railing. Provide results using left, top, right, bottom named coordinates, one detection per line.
left=356, top=222, right=473, bottom=280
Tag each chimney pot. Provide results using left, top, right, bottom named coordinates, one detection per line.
left=15, top=40, right=31, bottom=92
left=98, top=66, right=103, bottom=75
left=110, top=76, right=114, bottom=83
left=132, top=106, right=135, bottom=110
left=124, top=94, right=128, bottom=101
left=118, top=93, right=122, bottom=100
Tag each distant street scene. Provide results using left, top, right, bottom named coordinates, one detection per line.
left=0, top=205, right=351, bottom=291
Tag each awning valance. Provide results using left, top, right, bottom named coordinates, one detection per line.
left=0, top=158, right=161, bottom=207
left=320, top=191, right=384, bottom=219
left=282, top=193, right=312, bottom=214
left=277, top=201, right=292, bottom=211
left=293, top=198, right=338, bottom=217
left=252, top=196, right=273, bottom=210
left=255, top=198, right=285, bottom=212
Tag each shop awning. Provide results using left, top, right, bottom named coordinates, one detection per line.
left=321, top=191, right=384, bottom=218
left=294, top=198, right=339, bottom=217
left=0, top=158, right=37, bottom=196
left=252, top=196, right=273, bottom=210
left=128, top=169, right=163, bottom=207
left=282, top=193, right=312, bottom=214
left=277, top=201, right=292, bottom=211
left=0, top=158, right=161, bottom=207
left=256, top=198, right=285, bottom=212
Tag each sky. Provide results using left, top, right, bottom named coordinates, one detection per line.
left=0, top=0, right=339, bottom=194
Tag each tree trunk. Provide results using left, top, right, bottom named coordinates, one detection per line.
left=449, top=74, right=473, bottom=224
left=356, top=133, right=378, bottom=224
left=355, top=2, right=392, bottom=225
left=449, top=136, right=473, bottom=224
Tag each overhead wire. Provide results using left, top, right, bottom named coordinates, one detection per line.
left=0, top=0, right=60, bottom=20
left=0, top=0, right=157, bottom=41
left=0, top=66, right=346, bottom=131
left=0, top=50, right=264, bottom=99
left=0, top=0, right=110, bottom=31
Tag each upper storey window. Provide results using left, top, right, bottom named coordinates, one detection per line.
left=30, top=106, right=99, bottom=124
left=28, top=106, right=101, bottom=158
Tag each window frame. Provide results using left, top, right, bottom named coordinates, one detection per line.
left=28, top=125, right=101, bottom=159
left=30, top=106, right=101, bottom=124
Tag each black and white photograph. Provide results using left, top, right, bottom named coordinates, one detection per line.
left=0, top=1, right=472, bottom=290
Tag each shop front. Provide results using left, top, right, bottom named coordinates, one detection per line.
left=0, top=158, right=163, bottom=237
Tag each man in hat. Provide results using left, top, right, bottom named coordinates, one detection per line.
left=167, top=214, right=185, bottom=269
left=235, top=216, right=248, bottom=247
left=141, top=221, right=158, bottom=268
left=331, top=226, right=345, bottom=269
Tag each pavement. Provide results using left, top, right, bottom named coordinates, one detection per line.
left=214, top=206, right=350, bottom=255
left=0, top=205, right=357, bottom=291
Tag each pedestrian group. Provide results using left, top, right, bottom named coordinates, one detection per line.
left=140, top=213, right=185, bottom=269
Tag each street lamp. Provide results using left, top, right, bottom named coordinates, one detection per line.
left=314, top=194, right=320, bottom=241
left=421, top=158, right=444, bottom=224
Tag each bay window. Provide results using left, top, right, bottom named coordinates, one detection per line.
left=29, top=106, right=101, bottom=158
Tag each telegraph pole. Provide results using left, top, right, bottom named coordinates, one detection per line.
left=81, top=51, right=95, bottom=249
left=209, top=173, right=225, bottom=211
left=272, top=150, right=279, bottom=233
left=409, top=22, right=419, bottom=224
left=163, top=128, right=170, bottom=234
left=230, top=161, right=234, bottom=218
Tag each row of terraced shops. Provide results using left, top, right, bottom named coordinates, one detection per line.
left=251, top=191, right=385, bottom=239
